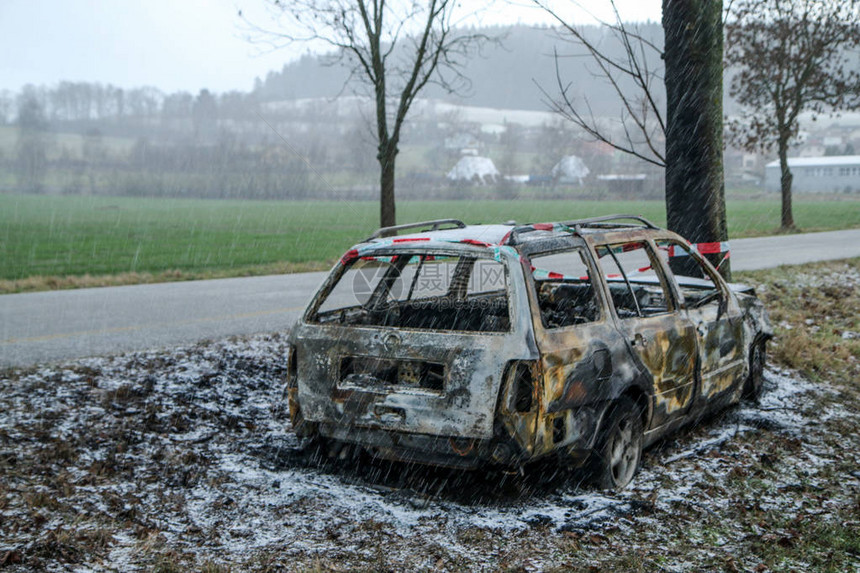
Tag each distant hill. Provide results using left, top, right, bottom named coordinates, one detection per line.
left=254, top=24, right=672, bottom=116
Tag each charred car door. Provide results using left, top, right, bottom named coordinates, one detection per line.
left=655, top=240, right=746, bottom=403
left=595, top=241, right=698, bottom=430
left=522, top=240, right=624, bottom=459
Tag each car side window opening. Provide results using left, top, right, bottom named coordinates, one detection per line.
left=312, top=253, right=510, bottom=332
left=654, top=240, right=724, bottom=310
left=596, top=242, right=673, bottom=319
left=529, top=248, right=601, bottom=328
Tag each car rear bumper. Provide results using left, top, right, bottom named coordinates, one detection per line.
left=318, top=422, right=527, bottom=470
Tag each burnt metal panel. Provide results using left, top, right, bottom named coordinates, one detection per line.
left=291, top=246, right=537, bottom=441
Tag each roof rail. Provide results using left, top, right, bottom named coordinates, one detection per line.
left=562, top=214, right=659, bottom=229
left=505, top=214, right=660, bottom=245
left=367, top=218, right=466, bottom=240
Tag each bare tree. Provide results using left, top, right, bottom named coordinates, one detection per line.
left=15, top=90, right=51, bottom=193
left=531, top=120, right=575, bottom=175
left=244, top=0, right=489, bottom=227
left=725, top=0, right=860, bottom=230
left=535, top=0, right=730, bottom=277
left=192, top=89, right=219, bottom=141
left=126, top=87, right=163, bottom=119
left=498, top=120, right=522, bottom=176
left=533, top=0, right=666, bottom=168
left=0, top=90, right=13, bottom=124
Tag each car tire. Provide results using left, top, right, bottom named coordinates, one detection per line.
left=590, top=397, right=643, bottom=490
left=743, top=340, right=766, bottom=401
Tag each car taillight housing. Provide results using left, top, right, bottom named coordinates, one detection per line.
left=505, top=360, right=539, bottom=413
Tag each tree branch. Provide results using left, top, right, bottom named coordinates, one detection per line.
left=533, top=0, right=666, bottom=167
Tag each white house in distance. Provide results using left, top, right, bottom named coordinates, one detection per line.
left=447, top=156, right=500, bottom=185
left=765, top=155, right=860, bottom=193
left=551, top=155, right=590, bottom=186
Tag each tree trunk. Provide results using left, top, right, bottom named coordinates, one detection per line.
left=663, top=0, right=731, bottom=280
left=379, top=147, right=397, bottom=229
left=777, top=138, right=795, bottom=230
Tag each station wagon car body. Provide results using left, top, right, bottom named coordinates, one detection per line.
left=286, top=215, right=772, bottom=488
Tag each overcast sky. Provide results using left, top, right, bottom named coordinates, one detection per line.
left=0, top=0, right=662, bottom=94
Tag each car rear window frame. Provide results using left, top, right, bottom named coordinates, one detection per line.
left=303, top=247, right=514, bottom=334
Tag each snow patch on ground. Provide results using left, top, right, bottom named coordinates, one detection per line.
left=0, top=333, right=855, bottom=571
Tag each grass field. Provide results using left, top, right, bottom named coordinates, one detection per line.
left=1, top=193, right=859, bottom=291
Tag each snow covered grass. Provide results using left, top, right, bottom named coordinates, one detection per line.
left=1, top=259, right=859, bottom=571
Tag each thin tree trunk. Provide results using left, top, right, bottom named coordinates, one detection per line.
left=663, top=0, right=731, bottom=280
left=777, top=139, right=795, bottom=230
left=379, top=149, right=397, bottom=229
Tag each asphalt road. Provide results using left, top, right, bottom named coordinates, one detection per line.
left=3, top=228, right=859, bottom=368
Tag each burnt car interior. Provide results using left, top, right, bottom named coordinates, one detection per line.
left=654, top=239, right=725, bottom=310
left=596, top=242, right=673, bottom=318
left=312, top=253, right=511, bottom=332
left=530, top=248, right=602, bottom=328
left=340, top=355, right=446, bottom=392
left=536, top=282, right=600, bottom=328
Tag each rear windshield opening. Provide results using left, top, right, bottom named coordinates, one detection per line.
left=310, top=252, right=511, bottom=332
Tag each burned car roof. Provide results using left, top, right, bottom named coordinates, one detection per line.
left=347, top=215, right=671, bottom=258
left=362, top=224, right=516, bottom=247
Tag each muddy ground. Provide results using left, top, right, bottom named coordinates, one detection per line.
left=1, top=261, right=859, bottom=572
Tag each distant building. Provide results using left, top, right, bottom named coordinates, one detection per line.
left=447, top=156, right=500, bottom=185
left=765, top=156, right=860, bottom=193
left=550, top=155, right=590, bottom=186
left=742, top=153, right=759, bottom=170
left=526, top=174, right=553, bottom=187
left=797, top=145, right=826, bottom=158
left=597, top=174, right=647, bottom=195
left=444, top=133, right=481, bottom=154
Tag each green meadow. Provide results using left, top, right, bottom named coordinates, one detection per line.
left=1, top=193, right=858, bottom=288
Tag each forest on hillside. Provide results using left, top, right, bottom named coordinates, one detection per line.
left=0, top=24, right=675, bottom=199
left=253, top=23, right=670, bottom=115
left=2, top=22, right=840, bottom=200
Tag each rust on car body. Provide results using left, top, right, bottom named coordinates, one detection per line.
left=287, top=215, right=772, bottom=486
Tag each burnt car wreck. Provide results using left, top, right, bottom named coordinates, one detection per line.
left=287, top=215, right=773, bottom=489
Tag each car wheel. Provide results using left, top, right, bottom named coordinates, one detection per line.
left=591, top=397, right=643, bottom=490
left=743, top=340, right=766, bottom=401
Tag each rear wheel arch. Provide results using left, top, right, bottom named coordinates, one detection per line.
left=620, top=385, right=652, bottom=431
